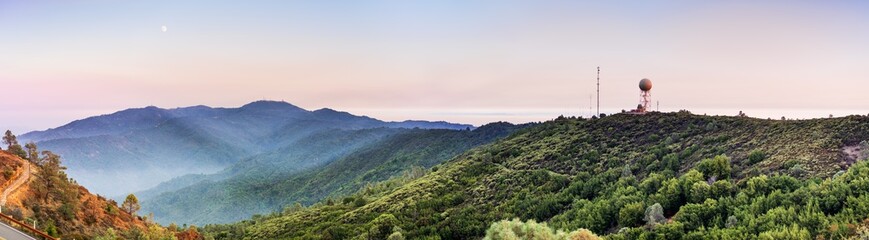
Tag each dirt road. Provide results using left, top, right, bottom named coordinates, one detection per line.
left=1, top=162, right=30, bottom=206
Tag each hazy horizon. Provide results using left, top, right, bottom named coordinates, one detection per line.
left=2, top=1, right=868, bottom=133
left=8, top=100, right=868, bottom=134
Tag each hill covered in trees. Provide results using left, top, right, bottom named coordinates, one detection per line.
left=141, top=122, right=529, bottom=225
left=0, top=133, right=170, bottom=239
left=19, top=100, right=473, bottom=197
left=198, top=112, right=869, bottom=239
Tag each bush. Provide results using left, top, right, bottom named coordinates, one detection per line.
left=59, top=203, right=76, bottom=220
left=662, top=153, right=680, bottom=172
left=369, top=214, right=399, bottom=239
left=654, top=179, right=683, bottom=212
left=689, top=182, right=711, bottom=203
left=674, top=199, right=717, bottom=231
left=710, top=180, right=733, bottom=199
left=619, top=202, right=645, bottom=228
left=484, top=218, right=600, bottom=240
left=566, top=228, right=601, bottom=240
left=696, top=155, right=732, bottom=180
left=758, top=224, right=811, bottom=240
left=748, top=150, right=766, bottom=164
left=387, top=231, right=405, bottom=240
left=353, top=197, right=367, bottom=207
left=484, top=218, right=557, bottom=240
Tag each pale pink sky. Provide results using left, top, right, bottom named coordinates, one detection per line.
left=1, top=1, right=868, bottom=133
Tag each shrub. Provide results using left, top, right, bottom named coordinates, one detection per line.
left=369, top=214, right=400, bottom=240
left=484, top=218, right=558, bottom=240
left=59, top=203, right=76, bottom=220
left=566, top=228, right=601, bottom=240
left=758, top=224, right=811, bottom=240
left=710, top=180, right=734, bottom=199
left=387, top=231, right=405, bottom=240
left=689, top=182, right=711, bottom=203
left=484, top=218, right=600, bottom=240
left=696, top=155, right=732, bottom=180
left=353, top=197, right=367, bottom=207
left=619, top=202, right=645, bottom=228
left=748, top=150, right=766, bottom=164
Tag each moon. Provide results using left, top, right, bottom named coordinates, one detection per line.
left=161, top=25, right=168, bottom=32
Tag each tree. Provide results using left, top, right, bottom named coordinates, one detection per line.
left=654, top=179, right=683, bottom=212
left=644, top=203, right=666, bottom=227
left=283, top=202, right=303, bottom=214
left=689, top=182, right=711, bottom=203
left=2, top=130, right=17, bottom=149
left=758, top=224, right=811, bottom=240
left=567, top=228, right=601, bottom=240
left=2, top=131, right=26, bottom=159
left=748, top=150, right=766, bottom=164
left=24, top=142, right=38, bottom=161
left=176, top=226, right=203, bottom=240
left=122, top=194, right=141, bottom=215
left=484, top=218, right=601, bottom=240
left=354, top=197, right=367, bottom=207
left=34, top=151, right=66, bottom=199
left=6, top=144, right=26, bottom=159
left=662, top=153, right=680, bottom=172
left=369, top=213, right=399, bottom=239
left=387, top=231, right=405, bottom=240
left=696, top=155, right=732, bottom=180
left=94, top=228, right=119, bottom=240
left=619, top=202, right=645, bottom=228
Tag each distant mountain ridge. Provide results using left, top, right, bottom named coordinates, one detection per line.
left=19, top=101, right=474, bottom=196
left=140, top=122, right=529, bottom=225
left=23, top=101, right=472, bottom=142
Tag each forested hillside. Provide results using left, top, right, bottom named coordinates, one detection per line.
left=19, top=100, right=473, bottom=196
left=0, top=132, right=173, bottom=239
left=200, top=112, right=869, bottom=239
left=142, top=122, right=528, bottom=225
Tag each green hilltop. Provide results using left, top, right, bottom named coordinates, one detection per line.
left=202, top=112, right=869, bottom=239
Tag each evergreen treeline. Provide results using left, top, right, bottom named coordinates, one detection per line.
left=198, top=113, right=869, bottom=239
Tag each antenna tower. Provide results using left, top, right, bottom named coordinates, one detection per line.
left=596, top=67, right=600, bottom=116
left=638, top=78, right=652, bottom=113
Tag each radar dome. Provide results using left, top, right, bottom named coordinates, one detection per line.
left=639, top=78, right=652, bottom=91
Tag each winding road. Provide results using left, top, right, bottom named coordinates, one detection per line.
left=0, top=161, right=37, bottom=240
left=1, top=161, right=29, bottom=206
left=0, top=221, right=36, bottom=240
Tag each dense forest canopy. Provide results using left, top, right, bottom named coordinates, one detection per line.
left=199, top=112, right=869, bottom=239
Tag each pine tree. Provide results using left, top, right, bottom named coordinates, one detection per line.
left=24, top=142, right=38, bottom=161
left=122, top=194, right=141, bottom=215
left=2, top=130, right=17, bottom=148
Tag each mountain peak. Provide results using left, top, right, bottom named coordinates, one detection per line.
left=240, top=100, right=304, bottom=112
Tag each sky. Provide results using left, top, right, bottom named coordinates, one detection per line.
left=1, top=0, right=868, bottom=133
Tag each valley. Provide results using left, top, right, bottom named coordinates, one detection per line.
left=19, top=101, right=473, bottom=197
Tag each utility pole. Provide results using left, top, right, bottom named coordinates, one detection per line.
left=596, top=66, right=600, bottom=116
